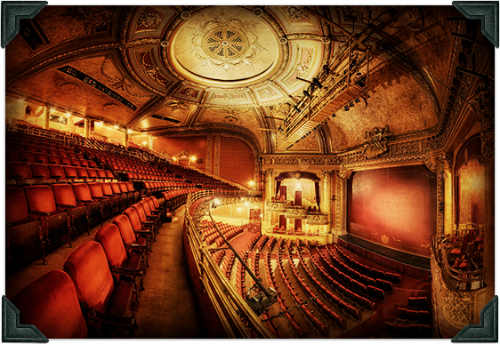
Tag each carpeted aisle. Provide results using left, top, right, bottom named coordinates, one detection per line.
left=133, top=208, right=204, bottom=338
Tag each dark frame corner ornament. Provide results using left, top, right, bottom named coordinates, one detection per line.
left=452, top=295, right=498, bottom=342
left=453, top=1, right=499, bottom=47
left=1, top=1, right=48, bottom=48
left=2, top=296, right=48, bottom=342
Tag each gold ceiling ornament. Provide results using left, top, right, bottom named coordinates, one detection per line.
left=172, top=7, right=278, bottom=82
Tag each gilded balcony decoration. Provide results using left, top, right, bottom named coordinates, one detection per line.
left=285, top=208, right=308, bottom=218
left=305, top=214, right=329, bottom=225
left=265, top=200, right=287, bottom=212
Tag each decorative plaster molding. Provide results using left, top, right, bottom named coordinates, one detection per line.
left=453, top=1, right=499, bottom=47
left=1, top=1, right=47, bottom=48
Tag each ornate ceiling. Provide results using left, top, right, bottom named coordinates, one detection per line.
left=6, top=5, right=462, bottom=155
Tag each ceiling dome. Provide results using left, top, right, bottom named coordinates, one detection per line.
left=168, top=7, right=280, bottom=86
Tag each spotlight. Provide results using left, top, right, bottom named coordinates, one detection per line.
left=294, top=105, right=301, bottom=113
left=322, top=65, right=330, bottom=73
left=303, top=90, right=312, bottom=99
left=312, top=78, right=323, bottom=89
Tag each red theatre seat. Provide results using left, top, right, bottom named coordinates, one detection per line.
left=112, top=214, right=151, bottom=256
left=124, top=207, right=155, bottom=242
left=10, top=270, right=88, bottom=338
left=24, top=185, right=70, bottom=261
left=94, top=223, right=146, bottom=289
left=63, top=241, right=139, bottom=337
left=52, top=183, right=90, bottom=241
left=72, top=183, right=103, bottom=227
left=6, top=187, right=41, bottom=274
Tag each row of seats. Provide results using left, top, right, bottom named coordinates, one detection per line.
left=311, top=251, right=376, bottom=311
left=6, top=182, right=145, bottom=274
left=326, top=246, right=393, bottom=293
left=9, top=193, right=171, bottom=338
left=288, top=250, right=348, bottom=330
left=318, top=248, right=386, bottom=301
left=6, top=149, right=97, bottom=168
left=263, top=252, right=307, bottom=338
left=397, top=307, right=430, bottom=323
left=276, top=250, right=329, bottom=337
left=7, top=162, right=115, bottom=186
left=335, top=245, right=401, bottom=285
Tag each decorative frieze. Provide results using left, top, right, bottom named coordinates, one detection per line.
left=305, top=214, right=329, bottom=225
left=285, top=208, right=308, bottom=218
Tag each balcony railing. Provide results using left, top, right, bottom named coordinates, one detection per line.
left=432, top=230, right=485, bottom=291
left=184, top=190, right=273, bottom=338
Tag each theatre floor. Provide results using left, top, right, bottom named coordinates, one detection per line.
left=6, top=206, right=432, bottom=339
left=5, top=206, right=206, bottom=339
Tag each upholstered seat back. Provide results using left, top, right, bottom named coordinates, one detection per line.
left=11, top=270, right=88, bottom=338
left=6, top=187, right=29, bottom=223
left=52, top=184, right=77, bottom=206
left=112, top=215, right=137, bottom=245
left=72, top=183, right=93, bottom=202
left=95, top=223, right=129, bottom=267
left=63, top=241, right=115, bottom=313
left=24, top=185, right=57, bottom=213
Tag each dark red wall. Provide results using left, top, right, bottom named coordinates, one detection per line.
left=348, top=165, right=437, bottom=256
left=219, top=136, right=255, bottom=185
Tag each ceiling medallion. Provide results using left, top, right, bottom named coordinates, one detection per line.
left=203, top=28, right=248, bottom=60
left=180, top=11, right=190, bottom=20
left=253, top=7, right=264, bottom=17
left=279, top=37, right=288, bottom=45
left=170, top=7, right=279, bottom=84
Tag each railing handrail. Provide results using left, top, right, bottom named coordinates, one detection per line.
left=432, top=233, right=484, bottom=288
left=184, top=191, right=273, bottom=338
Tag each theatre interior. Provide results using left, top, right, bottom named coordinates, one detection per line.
left=3, top=4, right=495, bottom=340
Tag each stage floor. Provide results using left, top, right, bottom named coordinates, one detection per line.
left=339, top=234, right=431, bottom=271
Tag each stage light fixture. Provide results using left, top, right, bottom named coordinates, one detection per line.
left=294, top=105, right=301, bottom=113
left=312, top=78, right=323, bottom=89
left=303, top=90, right=312, bottom=99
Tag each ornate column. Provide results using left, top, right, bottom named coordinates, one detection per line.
left=425, top=153, right=445, bottom=236
left=319, top=170, right=334, bottom=233
left=333, top=167, right=352, bottom=240
left=468, top=79, right=494, bottom=309
left=124, top=129, right=129, bottom=148
left=263, top=169, right=275, bottom=229
left=440, top=154, right=454, bottom=236
left=83, top=119, right=90, bottom=139
left=148, top=135, right=154, bottom=150
left=43, top=106, right=50, bottom=129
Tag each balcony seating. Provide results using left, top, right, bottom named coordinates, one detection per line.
left=72, top=183, right=103, bottom=227
left=112, top=214, right=151, bottom=256
left=6, top=187, right=41, bottom=274
left=10, top=270, right=88, bottom=338
left=124, top=207, right=155, bottom=242
left=94, top=223, right=146, bottom=290
left=52, top=184, right=90, bottom=243
left=9, top=161, right=37, bottom=186
left=24, top=185, right=70, bottom=262
left=87, top=182, right=113, bottom=221
left=100, top=182, right=122, bottom=215
left=63, top=241, right=139, bottom=337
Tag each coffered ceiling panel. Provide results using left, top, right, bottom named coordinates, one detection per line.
left=5, top=5, right=466, bottom=156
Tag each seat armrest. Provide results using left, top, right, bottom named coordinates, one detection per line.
left=57, top=203, right=76, bottom=209
left=134, top=230, right=153, bottom=236
left=30, top=210, right=54, bottom=216
left=110, top=266, right=146, bottom=276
